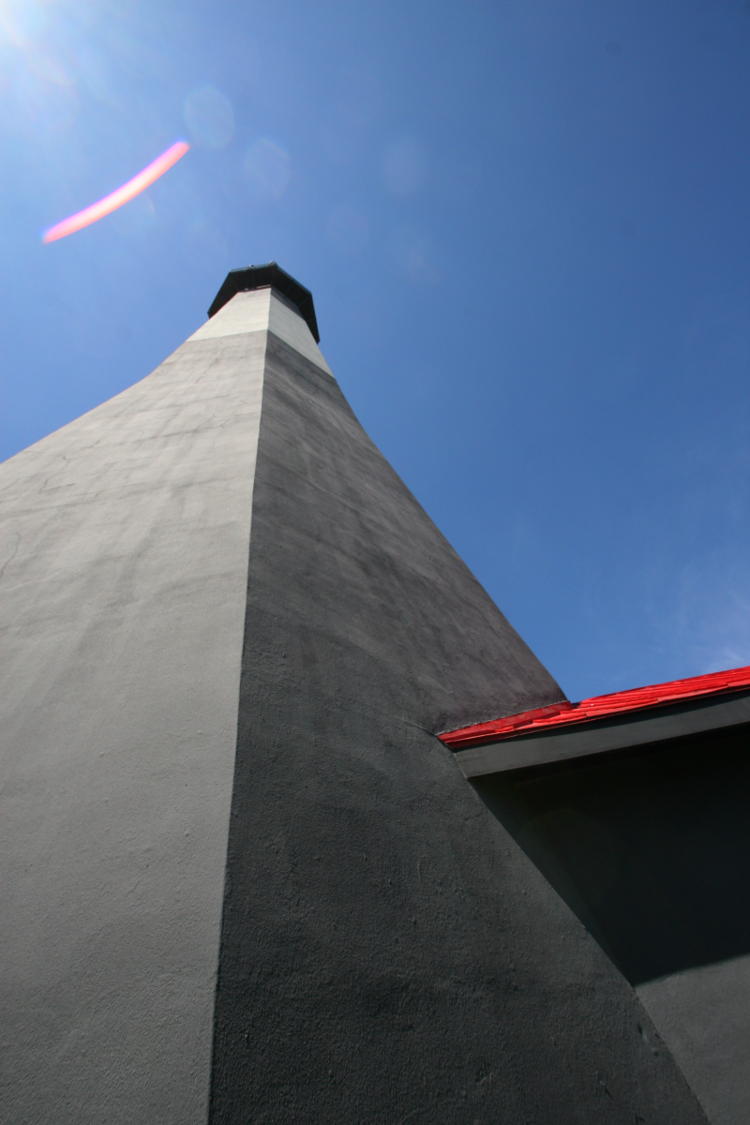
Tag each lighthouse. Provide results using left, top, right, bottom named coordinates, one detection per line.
left=0, top=265, right=708, bottom=1123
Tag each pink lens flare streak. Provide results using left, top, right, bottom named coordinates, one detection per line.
left=42, top=140, right=190, bottom=243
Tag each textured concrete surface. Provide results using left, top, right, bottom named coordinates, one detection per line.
left=639, top=956, right=750, bottom=1125
left=0, top=291, right=269, bottom=1123
left=209, top=312, right=706, bottom=1121
left=475, top=724, right=750, bottom=1125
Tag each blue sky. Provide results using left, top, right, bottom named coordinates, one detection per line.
left=2, top=0, right=750, bottom=701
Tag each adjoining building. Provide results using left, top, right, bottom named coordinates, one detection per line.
left=444, top=664, right=750, bottom=1125
left=1, top=263, right=740, bottom=1123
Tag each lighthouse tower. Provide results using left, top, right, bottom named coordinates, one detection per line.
left=0, top=266, right=706, bottom=1123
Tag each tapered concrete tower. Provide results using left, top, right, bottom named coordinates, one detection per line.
left=0, top=267, right=707, bottom=1123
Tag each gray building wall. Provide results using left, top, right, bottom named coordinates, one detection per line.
left=474, top=725, right=750, bottom=1124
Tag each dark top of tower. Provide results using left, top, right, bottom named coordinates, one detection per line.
left=208, top=263, right=320, bottom=342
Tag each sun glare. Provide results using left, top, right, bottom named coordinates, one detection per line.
left=42, top=140, right=190, bottom=243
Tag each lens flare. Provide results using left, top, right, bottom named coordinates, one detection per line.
left=42, top=140, right=190, bottom=243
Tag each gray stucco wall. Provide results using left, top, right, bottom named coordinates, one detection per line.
left=209, top=326, right=706, bottom=1122
left=0, top=298, right=267, bottom=1123
left=639, top=952, right=750, bottom=1125
left=474, top=725, right=750, bottom=1124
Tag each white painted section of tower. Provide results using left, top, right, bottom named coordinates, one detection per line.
left=267, top=289, right=333, bottom=375
left=189, top=286, right=333, bottom=375
left=189, top=286, right=272, bottom=341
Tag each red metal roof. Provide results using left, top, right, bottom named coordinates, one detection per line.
left=439, top=665, right=750, bottom=750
